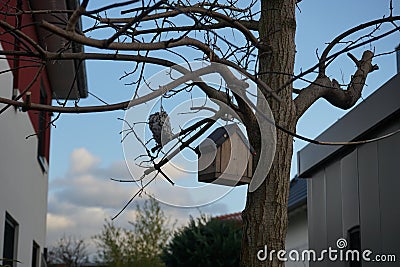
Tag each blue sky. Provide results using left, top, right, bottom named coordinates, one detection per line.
left=47, top=0, right=400, bottom=251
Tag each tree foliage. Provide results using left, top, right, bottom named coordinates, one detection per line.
left=161, top=216, right=242, bottom=267
left=47, top=235, right=88, bottom=267
left=93, top=198, right=173, bottom=267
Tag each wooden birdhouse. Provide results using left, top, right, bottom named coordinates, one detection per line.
left=197, top=124, right=254, bottom=186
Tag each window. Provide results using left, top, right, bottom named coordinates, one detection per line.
left=348, top=225, right=361, bottom=267
left=3, top=213, right=18, bottom=267
left=32, top=241, right=39, bottom=267
left=37, top=82, right=48, bottom=173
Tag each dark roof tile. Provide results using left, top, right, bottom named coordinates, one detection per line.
left=199, top=124, right=255, bottom=154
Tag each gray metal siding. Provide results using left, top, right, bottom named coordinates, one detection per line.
left=357, top=142, right=382, bottom=264
left=325, top=161, right=342, bottom=246
left=340, top=150, right=359, bottom=234
left=377, top=123, right=400, bottom=262
left=307, top=170, right=327, bottom=265
left=307, top=128, right=400, bottom=266
left=325, top=161, right=345, bottom=267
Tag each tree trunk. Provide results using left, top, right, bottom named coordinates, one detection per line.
left=241, top=0, right=297, bottom=266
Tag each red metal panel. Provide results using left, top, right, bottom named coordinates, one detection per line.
left=0, top=0, right=52, bottom=161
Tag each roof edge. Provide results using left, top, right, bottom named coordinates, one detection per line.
left=29, top=0, right=88, bottom=99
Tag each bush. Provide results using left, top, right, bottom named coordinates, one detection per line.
left=161, top=216, right=242, bottom=267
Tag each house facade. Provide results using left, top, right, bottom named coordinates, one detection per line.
left=0, top=1, right=87, bottom=266
left=298, top=72, right=400, bottom=267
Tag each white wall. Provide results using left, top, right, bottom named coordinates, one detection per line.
left=286, top=207, right=309, bottom=267
left=0, top=44, right=48, bottom=266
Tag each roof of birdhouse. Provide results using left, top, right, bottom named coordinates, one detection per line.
left=197, top=124, right=255, bottom=154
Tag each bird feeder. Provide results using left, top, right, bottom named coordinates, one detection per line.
left=197, top=124, right=254, bottom=186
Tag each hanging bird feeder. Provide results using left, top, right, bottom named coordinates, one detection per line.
left=148, top=110, right=173, bottom=148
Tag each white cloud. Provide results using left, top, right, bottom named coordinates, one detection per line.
left=47, top=148, right=242, bottom=257
left=69, top=148, right=100, bottom=174
left=47, top=214, right=74, bottom=231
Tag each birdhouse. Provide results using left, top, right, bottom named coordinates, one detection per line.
left=197, top=124, right=254, bottom=186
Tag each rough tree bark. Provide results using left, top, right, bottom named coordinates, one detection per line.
left=241, top=0, right=297, bottom=266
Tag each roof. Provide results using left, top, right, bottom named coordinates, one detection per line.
left=215, top=176, right=307, bottom=221
left=214, top=212, right=242, bottom=221
left=287, top=176, right=307, bottom=212
left=198, top=124, right=255, bottom=154
left=30, top=0, right=88, bottom=99
left=49, top=264, right=107, bottom=267
left=298, top=73, right=400, bottom=177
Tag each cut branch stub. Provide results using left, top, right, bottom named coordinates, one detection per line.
left=294, top=50, right=378, bottom=117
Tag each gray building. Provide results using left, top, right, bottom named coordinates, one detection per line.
left=298, top=72, right=400, bottom=266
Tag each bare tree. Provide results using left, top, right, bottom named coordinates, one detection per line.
left=47, top=235, right=88, bottom=267
left=1, top=1, right=399, bottom=266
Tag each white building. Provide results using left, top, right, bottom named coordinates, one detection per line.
left=0, top=1, right=87, bottom=266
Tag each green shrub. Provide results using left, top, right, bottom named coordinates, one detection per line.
left=161, top=216, right=242, bottom=267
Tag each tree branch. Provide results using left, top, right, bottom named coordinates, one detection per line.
left=99, top=6, right=259, bottom=45
left=66, top=0, right=88, bottom=32
left=0, top=20, right=46, bottom=56
left=41, top=20, right=214, bottom=54
left=125, top=20, right=258, bottom=36
left=0, top=58, right=244, bottom=114
left=294, top=50, right=378, bottom=118
left=275, top=16, right=400, bottom=95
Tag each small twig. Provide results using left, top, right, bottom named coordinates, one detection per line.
left=157, top=169, right=174, bottom=185
left=347, top=52, right=359, bottom=67
left=112, top=172, right=158, bottom=220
